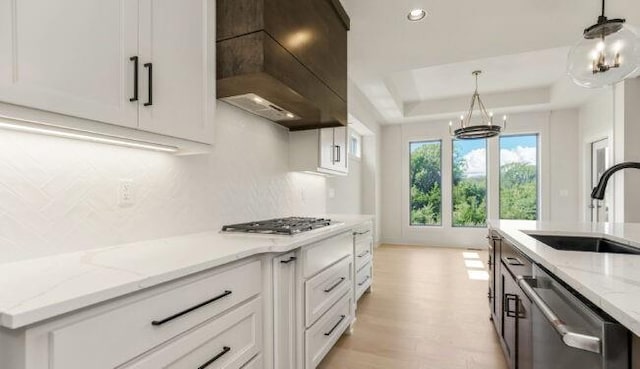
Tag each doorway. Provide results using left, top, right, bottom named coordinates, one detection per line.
left=590, top=138, right=610, bottom=222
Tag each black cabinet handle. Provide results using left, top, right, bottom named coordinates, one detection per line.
left=151, top=290, right=232, bottom=326
left=357, top=250, right=370, bottom=258
left=504, top=256, right=524, bottom=266
left=197, top=346, right=231, bottom=369
left=336, top=145, right=341, bottom=162
left=144, top=62, right=153, bottom=106
left=353, top=230, right=371, bottom=236
left=504, top=293, right=519, bottom=318
left=280, top=256, right=297, bottom=264
left=324, top=315, right=346, bottom=336
left=324, top=277, right=346, bottom=293
left=129, top=56, right=138, bottom=102
left=358, top=276, right=370, bottom=286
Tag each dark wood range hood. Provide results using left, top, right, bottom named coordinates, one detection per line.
left=216, top=0, right=349, bottom=131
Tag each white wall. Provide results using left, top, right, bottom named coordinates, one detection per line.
left=326, top=155, right=362, bottom=214
left=380, top=110, right=580, bottom=248
left=348, top=81, right=383, bottom=244
left=0, top=102, right=327, bottom=264
left=548, top=109, right=580, bottom=222
left=578, top=88, right=614, bottom=221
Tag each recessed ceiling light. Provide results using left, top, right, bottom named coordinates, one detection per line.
left=407, top=8, right=427, bottom=21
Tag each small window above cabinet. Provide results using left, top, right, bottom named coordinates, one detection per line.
left=289, top=127, right=348, bottom=176
left=0, top=0, right=215, bottom=154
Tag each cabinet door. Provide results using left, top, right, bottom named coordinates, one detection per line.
left=0, top=0, right=139, bottom=127
left=138, top=0, right=215, bottom=143
left=333, top=126, right=348, bottom=173
left=501, top=268, right=518, bottom=369
left=319, top=128, right=335, bottom=170
left=273, top=252, right=297, bottom=369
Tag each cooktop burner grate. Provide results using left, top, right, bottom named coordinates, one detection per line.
left=221, top=217, right=333, bottom=235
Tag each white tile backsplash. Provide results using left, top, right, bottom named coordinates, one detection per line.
left=0, top=102, right=326, bottom=264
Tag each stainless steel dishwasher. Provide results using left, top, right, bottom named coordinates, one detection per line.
left=517, top=265, right=629, bottom=369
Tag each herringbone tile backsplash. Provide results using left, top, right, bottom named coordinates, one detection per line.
left=0, top=103, right=326, bottom=264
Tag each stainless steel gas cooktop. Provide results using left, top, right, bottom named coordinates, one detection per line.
left=221, top=217, right=333, bottom=235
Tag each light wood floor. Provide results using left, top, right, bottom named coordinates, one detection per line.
left=317, top=244, right=508, bottom=369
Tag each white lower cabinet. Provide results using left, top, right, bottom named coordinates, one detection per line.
left=353, top=222, right=373, bottom=306
left=48, top=260, right=261, bottom=369
left=355, top=262, right=372, bottom=301
left=0, top=223, right=374, bottom=369
left=273, top=252, right=298, bottom=369
left=11, top=259, right=263, bottom=369
left=304, top=256, right=351, bottom=327
left=120, top=298, right=262, bottom=369
left=305, top=292, right=353, bottom=369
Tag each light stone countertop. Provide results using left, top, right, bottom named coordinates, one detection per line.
left=492, top=220, right=640, bottom=337
left=0, top=215, right=373, bottom=329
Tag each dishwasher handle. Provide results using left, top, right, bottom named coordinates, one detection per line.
left=517, top=276, right=602, bottom=354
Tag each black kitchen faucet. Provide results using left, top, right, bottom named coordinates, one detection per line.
left=591, top=162, right=640, bottom=200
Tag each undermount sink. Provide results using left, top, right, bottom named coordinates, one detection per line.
left=526, top=234, right=640, bottom=255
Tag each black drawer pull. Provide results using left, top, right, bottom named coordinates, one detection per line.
left=358, top=276, right=370, bottom=286
left=144, top=62, right=153, bottom=106
left=280, top=256, right=297, bottom=264
left=129, top=56, right=138, bottom=102
left=504, top=293, right=519, bottom=318
left=504, top=256, right=524, bottom=266
left=353, top=230, right=370, bottom=236
left=198, top=346, right=231, bottom=369
left=151, top=290, right=232, bottom=326
left=357, top=250, right=370, bottom=258
left=324, top=315, right=346, bottom=336
left=324, top=277, right=346, bottom=293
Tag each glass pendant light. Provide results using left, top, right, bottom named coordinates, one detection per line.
left=567, top=0, right=640, bottom=88
left=449, top=71, right=506, bottom=140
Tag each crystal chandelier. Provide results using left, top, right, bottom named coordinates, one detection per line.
left=449, top=71, right=506, bottom=140
left=567, top=0, right=640, bottom=88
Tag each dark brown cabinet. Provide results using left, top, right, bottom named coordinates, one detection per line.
left=216, top=0, right=349, bottom=130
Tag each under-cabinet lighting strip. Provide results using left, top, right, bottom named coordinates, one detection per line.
left=0, top=115, right=179, bottom=153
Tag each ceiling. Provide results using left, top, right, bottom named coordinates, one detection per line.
left=342, top=0, right=640, bottom=124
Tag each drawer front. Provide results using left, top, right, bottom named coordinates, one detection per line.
left=121, top=298, right=263, bottom=369
left=352, top=221, right=373, bottom=238
left=50, top=260, right=262, bottom=369
left=355, top=262, right=372, bottom=301
left=305, top=292, right=353, bottom=369
left=355, top=241, right=372, bottom=272
left=305, top=256, right=352, bottom=328
left=302, top=231, right=352, bottom=278
left=501, top=238, right=532, bottom=278
left=240, top=354, right=261, bottom=369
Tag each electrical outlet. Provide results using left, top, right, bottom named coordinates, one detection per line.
left=118, top=179, right=135, bottom=207
left=328, top=188, right=336, bottom=199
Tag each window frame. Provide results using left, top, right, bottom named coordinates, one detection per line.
left=349, top=131, right=362, bottom=159
left=451, top=138, right=488, bottom=228
left=409, top=139, right=443, bottom=227
left=498, top=133, right=540, bottom=220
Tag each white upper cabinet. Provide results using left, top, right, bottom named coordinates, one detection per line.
left=289, top=127, right=349, bottom=176
left=138, top=0, right=215, bottom=143
left=0, top=0, right=215, bottom=146
left=0, top=0, right=139, bottom=128
left=319, top=128, right=335, bottom=170
left=332, top=126, right=348, bottom=173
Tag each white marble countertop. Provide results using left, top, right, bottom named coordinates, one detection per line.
left=0, top=215, right=373, bottom=329
left=492, top=220, right=640, bottom=337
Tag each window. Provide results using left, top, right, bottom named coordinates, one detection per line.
left=452, top=139, right=487, bottom=227
left=500, top=134, right=538, bottom=220
left=410, top=140, right=442, bottom=226
left=349, top=132, right=361, bottom=158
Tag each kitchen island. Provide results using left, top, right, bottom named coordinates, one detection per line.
left=490, top=220, right=640, bottom=369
